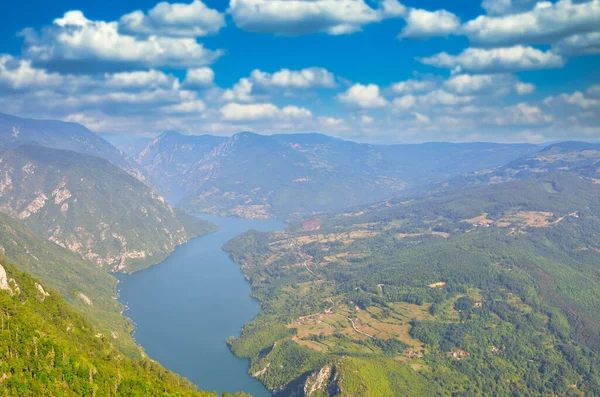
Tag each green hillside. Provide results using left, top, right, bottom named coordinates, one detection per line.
left=224, top=174, right=600, bottom=396
left=0, top=262, right=250, bottom=397
left=0, top=213, right=140, bottom=356
left=0, top=144, right=216, bottom=273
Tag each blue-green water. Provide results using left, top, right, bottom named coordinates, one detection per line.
left=117, top=214, right=285, bottom=396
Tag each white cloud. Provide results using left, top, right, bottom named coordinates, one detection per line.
left=443, top=73, right=530, bottom=96
left=399, top=8, right=460, bottom=39
left=162, top=99, right=206, bottom=113
left=419, top=45, right=565, bottom=73
left=250, top=67, right=336, bottom=89
left=544, top=91, right=600, bottom=108
left=588, top=85, right=600, bottom=96
left=221, top=78, right=254, bottom=102
left=419, top=90, right=474, bottom=106
left=338, top=83, right=387, bottom=108
left=220, top=102, right=313, bottom=121
left=119, top=1, right=225, bottom=37
left=514, top=81, right=535, bottom=95
left=553, top=31, right=600, bottom=55
left=0, top=55, right=62, bottom=91
left=183, top=67, right=215, bottom=89
left=392, top=95, right=416, bottom=110
left=391, top=78, right=437, bottom=94
left=360, top=115, right=374, bottom=124
left=463, top=0, right=600, bottom=46
left=21, top=11, right=223, bottom=72
left=227, top=0, right=406, bottom=36
left=413, top=112, right=431, bottom=123
left=481, top=0, right=537, bottom=16
left=105, top=69, right=179, bottom=90
left=494, top=103, right=553, bottom=125
left=319, top=116, right=349, bottom=130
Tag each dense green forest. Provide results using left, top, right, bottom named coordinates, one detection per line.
left=0, top=261, right=251, bottom=397
left=224, top=173, right=600, bottom=396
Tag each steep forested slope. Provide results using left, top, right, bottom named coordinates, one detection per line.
left=224, top=174, right=600, bottom=396
left=0, top=262, right=250, bottom=397
left=0, top=213, right=139, bottom=355
left=0, top=144, right=216, bottom=273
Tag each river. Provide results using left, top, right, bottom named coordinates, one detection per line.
left=117, top=213, right=286, bottom=396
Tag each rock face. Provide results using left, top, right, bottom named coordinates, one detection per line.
left=0, top=264, right=9, bottom=290
left=0, top=144, right=215, bottom=272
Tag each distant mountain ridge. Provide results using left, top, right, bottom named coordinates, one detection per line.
left=136, top=130, right=227, bottom=194
left=0, top=112, right=146, bottom=181
left=134, top=130, right=539, bottom=219
left=437, top=141, right=600, bottom=191
left=0, top=144, right=216, bottom=273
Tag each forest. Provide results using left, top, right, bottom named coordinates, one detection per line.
left=223, top=173, right=600, bottom=396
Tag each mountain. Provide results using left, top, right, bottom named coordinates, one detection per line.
left=136, top=131, right=227, bottom=194
left=100, top=133, right=153, bottom=158
left=136, top=131, right=538, bottom=219
left=0, top=212, right=139, bottom=355
left=0, top=144, right=216, bottom=273
left=0, top=262, right=250, bottom=397
left=438, top=141, right=600, bottom=191
left=223, top=173, right=600, bottom=396
left=0, top=112, right=146, bottom=181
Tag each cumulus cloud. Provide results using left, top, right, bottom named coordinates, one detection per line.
left=419, top=45, right=565, bottom=73
left=119, top=1, right=225, bottom=37
left=20, top=11, right=223, bottom=72
left=443, top=73, right=528, bottom=96
left=392, top=95, right=416, bottom=110
left=553, top=31, right=600, bottom=55
left=391, top=78, right=437, bottom=94
left=463, top=0, right=600, bottom=46
left=481, top=0, right=538, bottom=16
left=494, top=103, right=553, bottom=125
left=514, top=82, right=535, bottom=95
left=250, top=67, right=336, bottom=89
left=544, top=91, right=600, bottom=109
left=227, top=0, right=406, bottom=35
left=399, top=8, right=460, bottom=39
left=338, top=83, right=387, bottom=108
left=104, top=69, right=179, bottom=90
left=221, top=78, right=254, bottom=102
left=0, top=55, right=62, bottom=91
left=183, top=67, right=215, bottom=89
left=220, top=102, right=312, bottom=121
left=221, top=67, right=337, bottom=101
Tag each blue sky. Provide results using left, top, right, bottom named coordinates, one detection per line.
left=0, top=0, right=599, bottom=143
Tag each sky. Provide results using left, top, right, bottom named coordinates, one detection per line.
left=0, top=0, right=599, bottom=143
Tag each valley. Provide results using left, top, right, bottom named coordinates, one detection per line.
left=1, top=112, right=600, bottom=396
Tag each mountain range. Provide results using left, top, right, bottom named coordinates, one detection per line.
left=133, top=130, right=539, bottom=218
left=0, top=144, right=215, bottom=273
